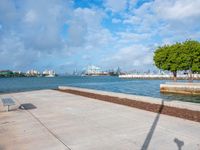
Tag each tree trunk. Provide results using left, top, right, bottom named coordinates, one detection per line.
left=188, top=69, right=193, bottom=82
left=173, top=71, right=177, bottom=82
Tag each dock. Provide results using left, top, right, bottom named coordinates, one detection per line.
left=0, top=88, right=200, bottom=149
left=160, top=82, right=200, bottom=95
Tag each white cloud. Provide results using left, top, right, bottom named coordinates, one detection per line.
left=123, top=15, right=141, bottom=25
left=0, top=0, right=73, bottom=71
left=0, top=32, right=40, bottom=69
left=67, top=7, right=113, bottom=50
left=112, top=18, right=121, bottom=23
left=24, top=10, right=37, bottom=23
left=67, top=7, right=103, bottom=47
left=116, top=32, right=150, bottom=43
left=0, top=0, right=72, bottom=52
left=0, top=0, right=200, bottom=72
left=154, top=0, right=200, bottom=20
left=121, top=0, right=200, bottom=45
left=86, top=28, right=114, bottom=47
left=104, top=0, right=128, bottom=12
left=95, top=0, right=200, bottom=68
left=102, top=44, right=154, bottom=70
left=127, top=0, right=137, bottom=11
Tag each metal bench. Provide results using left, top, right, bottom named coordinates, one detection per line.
left=1, top=98, right=16, bottom=111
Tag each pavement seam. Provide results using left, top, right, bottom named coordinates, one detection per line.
left=13, top=96, right=72, bottom=150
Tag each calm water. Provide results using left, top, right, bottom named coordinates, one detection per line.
left=0, top=76, right=200, bottom=103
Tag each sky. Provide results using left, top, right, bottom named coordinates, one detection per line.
left=0, top=0, right=200, bottom=73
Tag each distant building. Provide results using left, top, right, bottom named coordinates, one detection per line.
left=72, top=68, right=79, bottom=76
left=26, top=70, right=40, bottom=77
left=107, top=67, right=124, bottom=76
left=0, top=70, right=25, bottom=77
left=0, top=70, right=13, bottom=77
left=84, top=65, right=108, bottom=76
left=116, top=67, right=122, bottom=75
left=42, top=70, right=56, bottom=77
left=86, top=65, right=101, bottom=75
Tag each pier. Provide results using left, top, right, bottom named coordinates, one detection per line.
left=0, top=88, right=200, bottom=149
left=160, top=82, right=200, bottom=95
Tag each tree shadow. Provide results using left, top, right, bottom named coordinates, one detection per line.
left=174, top=138, right=184, bottom=150
left=141, top=100, right=164, bottom=150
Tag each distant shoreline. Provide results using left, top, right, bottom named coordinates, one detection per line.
left=119, top=74, right=200, bottom=80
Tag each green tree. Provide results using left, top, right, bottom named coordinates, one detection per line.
left=154, top=43, right=183, bottom=81
left=154, top=40, right=200, bottom=81
left=182, top=40, right=200, bottom=81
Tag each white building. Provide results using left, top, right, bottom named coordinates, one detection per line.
left=26, top=70, right=40, bottom=76
left=85, top=65, right=102, bottom=75
left=42, top=70, right=56, bottom=77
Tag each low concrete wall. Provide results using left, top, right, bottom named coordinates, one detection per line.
left=58, top=86, right=200, bottom=111
left=160, top=82, right=200, bottom=95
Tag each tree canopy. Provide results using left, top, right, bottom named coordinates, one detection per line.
left=153, top=40, right=200, bottom=81
left=182, top=40, right=200, bottom=73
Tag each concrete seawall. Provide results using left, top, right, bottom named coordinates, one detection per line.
left=160, top=82, right=200, bottom=95
left=58, top=86, right=200, bottom=122
left=58, top=86, right=200, bottom=110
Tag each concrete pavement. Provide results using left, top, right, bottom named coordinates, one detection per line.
left=0, top=89, right=200, bottom=150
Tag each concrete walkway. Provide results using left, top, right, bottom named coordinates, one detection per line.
left=0, top=90, right=200, bottom=150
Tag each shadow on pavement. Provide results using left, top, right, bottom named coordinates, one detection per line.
left=174, top=138, right=184, bottom=150
left=141, top=100, right=164, bottom=150
left=19, top=103, right=37, bottom=110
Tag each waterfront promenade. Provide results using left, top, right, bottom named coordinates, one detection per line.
left=0, top=89, right=200, bottom=150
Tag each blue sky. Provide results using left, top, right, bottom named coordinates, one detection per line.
left=0, top=0, right=200, bottom=73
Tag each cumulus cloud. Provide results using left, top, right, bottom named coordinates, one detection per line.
left=112, top=18, right=121, bottom=23
left=104, top=0, right=128, bottom=12
left=0, top=0, right=114, bottom=72
left=116, top=32, right=151, bottom=43
left=122, top=0, right=200, bottom=43
left=0, top=0, right=73, bottom=71
left=154, top=0, right=200, bottom=20
left=67, top=7, right=114, bottom=52
left=0, top=32, right=41, bottom=70
left=102, top=44, right=154, bottom=70
left=0, top=0, right=71, bottom=50
left=0, top=0, right=200, bottom=72
left=123, top=15, right=141, bottom=25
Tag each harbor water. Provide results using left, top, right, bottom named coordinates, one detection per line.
left=0, top=76, right=199, bottom=103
